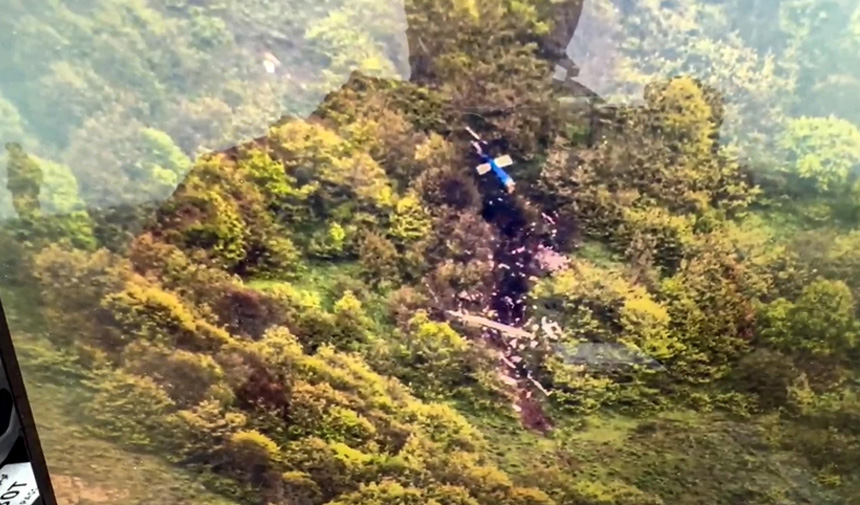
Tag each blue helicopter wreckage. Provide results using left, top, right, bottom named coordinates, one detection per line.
left=466, top=126, right=516, bottom=193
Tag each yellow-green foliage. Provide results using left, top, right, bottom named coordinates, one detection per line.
left=331, top=290, right=373, bottom=348
left=281, top=470, right=323, bottom=505
left=310, top=221, right=349, bottom=258
left=539, top=77, right=755, bottom=271
left=251, top=325, right=306, bottom=372
left=778, top=115, right=860, bottom=192
left=121, top=341, right=228, bottom=407
left=85, top=369, right=176, bottom=450
left=659, top=236, right=756, bottom=382
left=617, top=206, right=696, bottom=273
left=567, top=479, right=663, bottom=505
left=759, top=278, right=858, bottom=358
left=5, top=142, right=43, bottom=220
left=101, top=279, right=231, bottom=352
left=31, top=244, right=131, bottom=348
left=225, top=429, right=284, bottom=487
left=359, top=232, right=401, bottom=286
left=15, top=0, right=860, bottom=502
left=531, top=260, right=687, bottom=411
left=390, top=193, right=432, bottom=245
left=534, top=260, right=683, bottom=360
left=166, top=400, right=248, bottom=463
left=603, top=0, right=794, bottom=160
left=271, top=120, right=395, bottom=215
left=288, top=380, right=377, bottom=446
left=20, top=154, right=98, bottom=249
left=237, top=147, right=315, bottom=224
left=228, top=429, right=282, bottom=465
left=282, top=436, right=375, bottom=501
left=325, top=480, right=430, bottom=505
left=402, top=401, right=487, bottom=453
left=138, top=127, right=191, bottom=189
left=645, top=76, right=720, bottom=161
left=181, top=190, right=248, bottom=268
left=385, top=312, right=470, bottom=394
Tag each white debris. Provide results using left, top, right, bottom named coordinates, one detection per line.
left=262, top=52, right=281, bottom=74
left=528, top=376, right=552, bottom=396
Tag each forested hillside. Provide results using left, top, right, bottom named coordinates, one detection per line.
left=3, top=0, right=860, bottom=504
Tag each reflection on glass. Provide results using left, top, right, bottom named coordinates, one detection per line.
left=2, top=0, right=860, bottom=504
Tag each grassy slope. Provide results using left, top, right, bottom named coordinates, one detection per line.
left=469, top=409, right=845, bottom=505
left=253, top=254, right=851, bottom=505
left=1, top=284, right=240, bottom=505
left=2, top=232, right=854, bottom=505
left=26, top=379, right=240, bottom=505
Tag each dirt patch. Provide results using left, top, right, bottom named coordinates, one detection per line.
left=517, top=390, right=554, bottom=434
left=50, top=474, right=128, bottom=505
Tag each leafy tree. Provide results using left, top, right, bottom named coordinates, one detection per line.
left=377, top=311, right=500, bottom=402
left=659, top=235, right=757, bottom=383
left=287, top=380, right=376, bottom=446
left=728, top=348, right=800, bottom=411
left=324, top=480, right=429, bottom=505
left=15, top=0, right=860, bottom=503
left=777, top=115, right=860, bottom=193
left=121, top=341, right=229, bottom=407
left=85, top=368, right=177, bottom=450
left=30, top=244, right=131, bottom=352
left=166, top=399, right=248, bottom=464
left=5, top=142, right=42, bottom=221
left=330, top=290, right=374, bottom=350
left=210, top=284, right=292, bottom=340
left=402, top=400, right=486, bottom=453
left=101, top=278, right=232, bottom=354
left=31, top=155, right=97, bottom=249
left=283, top=437, right=374, bottom=502
left=225, top=428, right=288, bottom=498
left=359, top=231, right=402, bottom=287
left=759, top=278, right=859, bottom=359
left=389, top=193, right=432, bottom=246
left=531, top=259, right=683, bottom=410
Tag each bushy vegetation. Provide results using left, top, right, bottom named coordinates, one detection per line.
left=3, top=0, right=860, bottom=504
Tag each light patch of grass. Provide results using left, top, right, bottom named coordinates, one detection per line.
left=248, top=260, right=395, bottom=330
left=244, top=277, right=286, bottom=291
left=249, top=260, right=365, bottom=307
left=576, top=240, right=624, bottom=269
left=563, top=414, right=638, bottom=446
left=21, top=366, right=239, bottom=505
left=1, top=283, right=239, bottom=505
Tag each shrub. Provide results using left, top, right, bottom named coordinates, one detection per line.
left=288, top=381, right=376, bottom=446
left=31, top=244, right=130, bottom=348
left=101, top=279, right=232, bottom=353
left=283, top=437, right=373, bottom=501
left=122, top=341, right=229, bottom=407
left=211, top=284, right=290, bottom=340
left=85, top=369, right=176, bottom=450
left=325, top=480, right=427, bottom=505
left=166, top=400, right=248, bottom=464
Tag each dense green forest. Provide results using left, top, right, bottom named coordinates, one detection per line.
left=3, top=0, right=860, bottom=504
